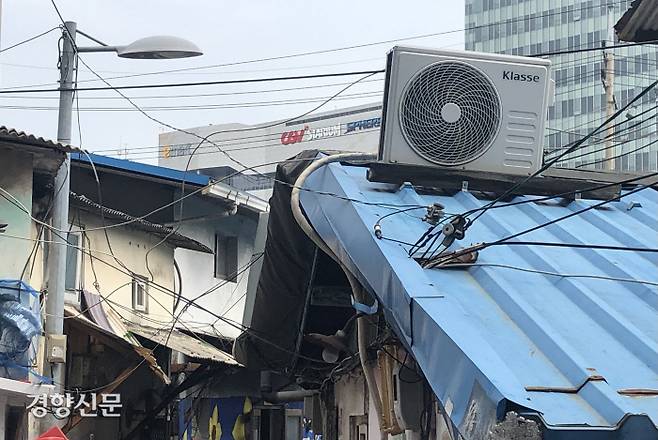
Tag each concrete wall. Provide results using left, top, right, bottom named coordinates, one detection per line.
left=173, top=211, right=259, bottom=339
left=71, top=211, right=176, bottom=326
left=0, top=150, right=34, bottom=280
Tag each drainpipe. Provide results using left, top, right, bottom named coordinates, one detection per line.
left=290, top=153, right=387, bottom=439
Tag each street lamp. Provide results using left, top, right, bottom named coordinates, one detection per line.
left=45, top=20, right=201, bottom=403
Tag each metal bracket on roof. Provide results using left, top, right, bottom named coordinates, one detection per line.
left=617, top=388, right=658, bottom=396
left=525, top=373, right=606, bottom=394
left=627, top=201, right=642, bottom=211
left=461, top=180, right=469, bottom=192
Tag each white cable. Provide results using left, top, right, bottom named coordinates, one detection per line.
left=289, top=152, right=388, bottom=438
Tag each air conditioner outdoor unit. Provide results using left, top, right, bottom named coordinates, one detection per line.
left=378, top=46, right=553, bottom=176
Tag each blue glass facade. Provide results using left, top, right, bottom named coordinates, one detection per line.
left=465, top=0, right=658, bottom=171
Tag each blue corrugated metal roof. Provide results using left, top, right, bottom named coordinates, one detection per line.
left=72, top=152, right=210, bottom=186
left=299, top=161, right=658, bottom=439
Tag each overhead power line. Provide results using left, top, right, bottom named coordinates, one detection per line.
left=532, top=40, right=658, bottom=58
left=0, top=69, right=386, bottom=94
left=0, top=90, right=382, bottom=112
left=40, top=0, right=626, bottom=83
left=0, top=77, right=385, bottom=101
left=0, top=27, right=59, bottom=53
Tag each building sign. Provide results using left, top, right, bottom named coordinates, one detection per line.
left=279, top=117, right=381, bottom=146
left=346, top=117, right=381, bottom=133
left=162, top=143, right=195, bottom=158
left=307, top=124, right=341, bottom=141
left=280, top=126, right=308, bottom=145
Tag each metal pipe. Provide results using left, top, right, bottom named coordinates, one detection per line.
left=262, top=389, right=318, bottom=403
left=289, top=153, right=387, bottom=439
left=77, top=45, right=121, bottom=53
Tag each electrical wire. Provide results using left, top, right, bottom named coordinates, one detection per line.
left=0, top=91, right=383, bottom=112
left=463, top=77, right=658, bottom=230
left=443, top=263, right=658, bottom=287
left=576, top=138, right=658, bottom=168
left=0, top=27, right=59, bottom=53
left=0, top=77, right=385, bottom=101
left=0, top=1, right=628, bottom=92
left=406, top=172, right=658, bottom=258
left=434, top=184, right=656, bottom=266
left=39, top=0, right=626, bottom=83
left=0, top=69, right=386, bottom=94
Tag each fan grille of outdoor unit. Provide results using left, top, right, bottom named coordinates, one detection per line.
left=399, top=61, right=501, bottom=166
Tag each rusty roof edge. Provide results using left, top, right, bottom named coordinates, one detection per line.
left=69, top=191, right=213, bottom=253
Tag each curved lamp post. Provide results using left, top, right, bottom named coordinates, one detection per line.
left=45, top=21, right=202, bottom=413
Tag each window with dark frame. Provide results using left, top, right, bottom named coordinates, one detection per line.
left=214, top=233, right=238, bottom=281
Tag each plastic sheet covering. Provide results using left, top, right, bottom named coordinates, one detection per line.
left=0, top=280, right=42, bottom=380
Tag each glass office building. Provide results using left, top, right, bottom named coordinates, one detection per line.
left=465, top=0, right=658, bottom=171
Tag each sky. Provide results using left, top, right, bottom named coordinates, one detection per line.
left=0, top=0, right=464, bottom=163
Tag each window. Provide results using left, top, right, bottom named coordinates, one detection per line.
left=65, top=231, right=82, bottom=291
left=214, top=233, right=238, bottom=281
left=132, top=275, right=148, bottom=312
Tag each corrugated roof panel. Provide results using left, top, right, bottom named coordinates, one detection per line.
left=299, top=162, right=658, bottom=438
left=72, top=152, right=211, bottom=187
left=0, top=125, right=72, bottom=152
left=615, top=0, right=658, bottom=42
left=124, top=323, right=239, bottom=365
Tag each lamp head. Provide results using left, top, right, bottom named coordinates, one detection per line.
left=117, top=36, right=202, bottom=59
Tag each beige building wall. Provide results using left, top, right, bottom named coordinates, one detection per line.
left=70, top=212, right=176, bottom=327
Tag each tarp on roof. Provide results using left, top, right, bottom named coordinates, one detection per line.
left=299, top=160, right=658, bottom=439
left=233, top=151, right=322, bottom=371
left=64, top=305, right=169, bottom=384
left=124, top=323, right=239, bottom=365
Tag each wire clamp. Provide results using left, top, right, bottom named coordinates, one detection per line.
left=351, top=297, right=378, bottom=315
left=422, top=203, right=445, bottom=225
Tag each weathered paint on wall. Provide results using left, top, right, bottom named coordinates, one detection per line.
left=71, top=211, right=176, bottom=326
left=0, top=150, right=34, bottom=280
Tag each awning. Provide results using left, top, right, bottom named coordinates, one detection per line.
left=124, top=323, right=240, bottom=366
left=64, top=306, right=169, bottom=384
left=0, top=377, right=54, bottom=406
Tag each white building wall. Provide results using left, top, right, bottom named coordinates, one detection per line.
left=173, top=213, right=259, bottom=339
left=0, top=150, right=34, bottom=281
left=158, top=103, right=382, bottom=177
left=71, top=212, right=176, bottom=327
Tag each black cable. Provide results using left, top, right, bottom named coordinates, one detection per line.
left=437, top=184, right=655, bottom=266
left=531, top=39, right=658, bottom=58
left=576, top=138, right=658, bottom=168
left=0, top=90, right=383, bottom=112
left=0, top=69, right=385, bottom=94
left=491, top=241, right=658, bottom=253
left=547, top=110, right=658, bottom=161
left=409, top=172, right=658, bottom=259
left=173, top=259, right=183, bottom=313
left=464, top=78, right=658, bottom=229
left=0, top=27, right=59, bottom=53
left=0, top=77, right=384, bottom=101
left=379, top=346, right=423, bottom=384
left=10, top=0, right=624, bottom=88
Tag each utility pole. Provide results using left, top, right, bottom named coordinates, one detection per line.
left=45, top=19, right=76, bottom=412
left=604, top=5, right=616, bottom=171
